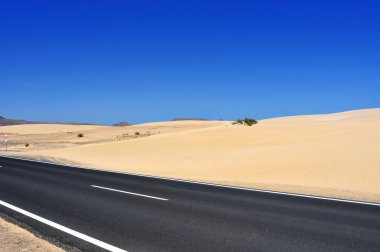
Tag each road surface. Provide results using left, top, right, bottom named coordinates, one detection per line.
left=0, top=156, right=380, bottom=251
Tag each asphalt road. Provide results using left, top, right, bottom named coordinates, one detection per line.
left=0, top=156, right=380, bottom=252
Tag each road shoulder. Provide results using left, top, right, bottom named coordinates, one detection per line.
left=0, top=214, right=65, bottom=252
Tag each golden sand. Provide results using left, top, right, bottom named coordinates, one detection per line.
left=3, top=109, right=380, bottom=202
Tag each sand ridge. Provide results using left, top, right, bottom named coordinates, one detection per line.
left=0, top=120, right=224, bottom=152
left=0, top=124, right=106, bottom=135
left=2, top=108, right=380, bottom=202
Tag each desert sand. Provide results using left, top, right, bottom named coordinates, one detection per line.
left=0, top=121, right=223, bottom=152
left=2, top=108, right=380, bottom=202
left=0, top=217, right=63, bottom=252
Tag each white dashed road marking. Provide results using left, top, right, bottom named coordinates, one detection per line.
left=91, top=185, right=169, bottom=201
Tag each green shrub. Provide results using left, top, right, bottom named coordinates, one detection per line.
left=232, top=118, right=258, bottom=126
left=243, top=118, right=258, bottom=126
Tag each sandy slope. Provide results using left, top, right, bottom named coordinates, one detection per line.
left=0, top=124, right=106, bottom=134
left=4, top=109, right=380, bottom=202
left=0, top=217, right=63, bottom=252
left=0, top=121, right=222, bottom=152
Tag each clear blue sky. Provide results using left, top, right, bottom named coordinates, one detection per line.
left=1, top=1, right=379, bottom=125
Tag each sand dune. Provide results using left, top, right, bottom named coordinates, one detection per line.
left=0, top=121, right=222, bottom=152
left=0, top=124, right=106, bottom=134
left=3, top=109, right=380, bottom=202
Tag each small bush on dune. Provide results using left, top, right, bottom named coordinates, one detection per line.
left=232, top=119, right=242, bottom=125
left=232, top=118, right=258, bottom=126
left=243, top=118, right=258, bottom=126
left=25, top=143, right=29, bottom=147
left=77, top=133, right=84, bottom=138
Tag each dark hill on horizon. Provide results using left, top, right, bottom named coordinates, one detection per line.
left=172, top=118, right=209, bottom=121
left=112, top=122, right=131, bottom=127
left=0, top=116, right=98, bottom=126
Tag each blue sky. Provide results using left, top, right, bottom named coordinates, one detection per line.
left=1, top=1, right=379, bottom=125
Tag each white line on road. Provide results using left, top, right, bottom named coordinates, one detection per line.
left=91, top=185, right=169, bottom=201
left=0, top=199, right=128, bottom=252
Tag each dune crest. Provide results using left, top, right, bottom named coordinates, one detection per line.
left=4, top=108, right=380, bottom=202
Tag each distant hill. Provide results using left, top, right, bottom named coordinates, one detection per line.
left=112, top=122, right=131, bottom=127
left=0, top=116, right=97, bottom=126
left=172, top=118, right=209, bottom=121
left=0, top=117, right=41, bottom=126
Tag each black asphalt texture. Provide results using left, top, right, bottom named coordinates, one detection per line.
left=0, top=156, right=380, bottom=252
